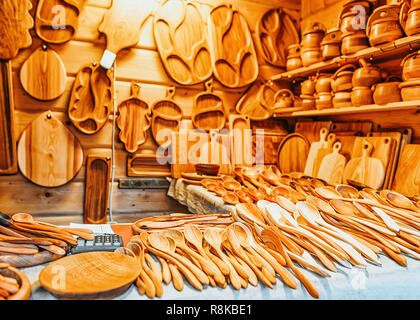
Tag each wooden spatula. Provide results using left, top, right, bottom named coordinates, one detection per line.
left=343, top=140, right=385, bottom=190
left=317, top=142, right=347, bottom=185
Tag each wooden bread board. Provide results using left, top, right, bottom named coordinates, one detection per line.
left=330, top=121, right=373, bottom=135
left=304, top=128, right=329, bottom=177
left=312, top=133, right=337, bottom=178
left=294, top=121, right=332, bottom=144
left=317, top=141, right=347, bottom=185
left=391, top=144, right=420, bottom=198
left=333, top=133, right=361, bottom=161
left=277, top=133, right=310, bottom=174
left=252, top=134, right=285, bottom=165
left=229, top=114, right=252, bottom=167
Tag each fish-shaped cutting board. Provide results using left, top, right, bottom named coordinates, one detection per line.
left=317, top=142, right=347, bottom=185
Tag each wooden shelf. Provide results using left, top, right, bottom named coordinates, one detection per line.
left=270, top=35, right=420, bottom=81
left=273, top=101, right=420, bottom=118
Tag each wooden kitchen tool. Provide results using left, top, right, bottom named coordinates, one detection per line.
left=17, top=111, right=84, bottom=188
left=312, top=133, right=337, bottom=178
left=252, top=134, right=285, bottom=165
left=98, top=0, right=154, bottom=69
left=277, top=133, right=310, bottom=174
left=256, top=8, right=299, bottom=68
left=317, top=142, right=347, bottom=185
left=0, top=0, right=33, bottom=60
left=0, top=61, right=17, bottom=175
left=333, top=133, right=360, bottom=161
left=154, top=0, right=212, bottom=85
left=35, top=0, right=87, bottom=44
left=192, top=80, right=226, bottom=132
left=294, top=121, right=332, bottom=144
left=19, top=45, right=66, bottom=101
left=39, top=252, right=141, bottom=299
left=391, top=144, right=420, bottom=198
left=151, top=87, right=183, bottom=149
left=0, top=264, right=31, bottom=300
left=343, top=140, right=385, bottom=190
left=235, top=79, right=273, bottom=121
left=304, top=128, right=329, bottom=177
left=208, top=4, right=259, bottom=88
left=68, top=62, right=114, bottom=135
left=200, top=130, right=231, bottom=176
left=117, top=82, right=151, bottom=153
left=84, top=154, right=111, bottom=224
left=330, top=121, right=373, bottom=135
left=229, top=115, right=252, bottom=167
left=127, top=154, right=171, bottom=177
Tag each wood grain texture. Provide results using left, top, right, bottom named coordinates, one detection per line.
left=17, top=111, right=84, bottom=188
left=127, top=154, right=171, bottom=177
left=391, top=144, right=420, bottom=197
left=229, top=114, right=252, bottom=167
left=84, top=154, right=111, bottom=224
left=317, top=141, right=347, bottom=185
left=35, top=0, right=88, bottom=44
left=19, top=46, right=66, bottom=101
left=312, top=132, right=337, bottom=178
left=0, top=61, right=17, bottom=175
left=294, top=121, right=332, bottom=144
left=252, top=133, right=285, bottom=164
left=68, top=62, right=114, bottom=135
left=208, top=3, right=259, bottom=88
left=304, top=127, right=329, bottom=177
left=39, top=252, right=141, bottom=299
left=154, top=0, right=212, bottom=85
left=277, top=133, right=310, bottom=174
left=117, top=82, right=151, bottom=153
left=330, top=120, right=373, bottom=135
left=0, top=0, right=33, bottom=60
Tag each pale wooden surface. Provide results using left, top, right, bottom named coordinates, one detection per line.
left=317, top=141, right=347, bottom=184
left=392, top=144, right=420, bottom=197
left=229, top=114, right=252, bottom=167
left=277, top=133, right=310, bottom=173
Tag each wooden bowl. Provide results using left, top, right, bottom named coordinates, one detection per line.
left=0, top=263, right=31, bottom=300
left=223, top=179, right=242, bottom=191
left=235, top=190, right=253, bottom=203
left=222, top=192, right=239, bottom=205
left=214, top=186, right=228, bottom=197
left=351, top=86, right=373, bottom=107
left=405, top=7, right=420, bottom=36
left=399, top=80, right=420, bottom=101
left=201, top=178, right=218, bottom=188
left=372, top=80, right=401, bottom=105
left=301, top=48, right=322, bottom=67
left=195, top=164, right=220, bottom=176
left=332, top=91, right=352, bottom=108
left=341, top=32, right=369, bottom=55
left=315, top=92, right=333, bottom=110
left=367, top=5, right=403, bottom=46
left=401, top=51, right=420, bottom=81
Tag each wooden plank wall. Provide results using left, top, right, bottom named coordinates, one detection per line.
left=0, top=0, right=300, bottom=221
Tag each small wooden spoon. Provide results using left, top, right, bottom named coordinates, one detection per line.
left=384, top=191, right=420, bottom=214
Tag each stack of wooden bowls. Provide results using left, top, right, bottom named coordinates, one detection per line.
left=351, top=59, right=383, bottom=106
left=402, top=0, right=420, bottom=36
left=299, top=76, right=316, bottom=110
left=315, top=73, right=333, bottom=110
left=399, top=50, right=420, bottom=101
left=286, top=44, right=303, bottom=71
left=320, top=28, right=342, bottom=61
left=300, top=22, right=326, bottom=67
left=331, top=64, right=356, bottom=108
left=366, top=4, right=404, bottom=46
left=372, top=76, right=402, bottom=105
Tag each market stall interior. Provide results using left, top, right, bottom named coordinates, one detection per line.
left=0, top=0, right=420, bottom=300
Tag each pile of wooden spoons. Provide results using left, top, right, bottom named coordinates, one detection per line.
left=0, top=262, right=31, bottom=300
left=0, top=212, right=94, bottom=267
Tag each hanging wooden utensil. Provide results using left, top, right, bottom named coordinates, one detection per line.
left=235, top=79, right=273, bottom=121
left=117, top=82, right=151, bottom=154
left=0, top=61, right=17, bottom=175
left=317, top=142, right=347, bottom=185
left=192, top=80, right=226, bottom=132
left=0, top=0, right=33, bottom=60
left=294, top=121, right=332, bottom=144
left=19, top=45, right=66, bottom=101
left=127, top=154, right=171, bottom=177
left=277, top=133, right=310, bottom=174
left=256, top=8, right=300, bottom=68
left=17, top=111, right=84, bottom=188
left=84, top=154, right=111, bottom=224
left=151, top=87, right=183, bottom=149
left=229, top=114, right=252, bottom=167
left=68, top=62, right=114, bottom=135
left=153, top=0, right=212, bottom=85
left=98, top=0, right=155, bottom=69
left=35, top=0, right=87, bottom=44
left=391, top=144, right=420, bottom=198
left=207, top=4, right=259, bottom=88
left=304, top=128, right=329, bottom=177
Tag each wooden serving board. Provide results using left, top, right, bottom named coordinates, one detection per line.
left=333, top=133, right=361, bottom=161
left=208, top=4, right=259, bottom=88
left=252, top=134, right=285, bottom=165
left=304, top=128, right=329, bottom=177
left=84, top=153, right=111, bottom=224
left=317, top=142, right=347, bottom=185
left=294, top=121, right=332, bottom=144
left=35, top=0, right=87, bottom=44
left=0, top=0, right=33, bottom=60
left=151, top=87, right=182, bottom=149
left=68, top=62, right=114, bottom=135
left=19, top=46, right=66, bottom=101
left=256, top=8, right=299, bottom=68
left=192, top=80, right=226, bottom=132
left=276, top=133, right=310, bottom=174
left=17, top=111, right=84, bottom=188
left=391, top=144, right=420, bottom=198
left=154, top=0, right=212, bottom=85
left=229, top=114, right=252, bottom=167
left=0, top=61, right=17, bottom=175
left=127, top=153, right=171, bottom=177
left=39, top=252, right=141, bottom=299
left=117, top=82, right=151, bottom=154
left=330, top=121, right=373, bottom=135
left=235, top=79, right=273, bottom=121
left=312, top=133, right=337, bottom=178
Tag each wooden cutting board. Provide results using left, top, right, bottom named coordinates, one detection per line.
left=117, top=82, right=151, bottom=154
left=256, top=7, right=299, bottom=68
left=151, top=87, right=183, bottom=149
left=277, top=133, right=310, bottom=174
left=294, top=121, right=332, bottom=144
left=35, top=0, right=87, bottom=44
left=235, top=79, right=272, bottom=121
left=304, top=128, right=329, bottom=177
left=154, top=0, right=212, bottom=85
left=0, top=61, right=17, bottom=174
left=0, top=0, right=33, bottom=60
left=127, top=153, right=171, bottom=177
left=98, top=0, right=154, bottom=69
left=229, top=114, right=252, bottom=167
left=17, top=111, right=84, bottom=188
left=39, top=252, right=141, bottom=299
left=312, top=133, right=337, bottom=178
left=333, top=133, right=361, bottom=161
left=19, top=46, right=66, bottom=101
left=68, top=62, right=114, bottom=135
left=84, top=153, right=111, bottom=224
left=391, top=144, right=420, bottom=198
left=192, top=80, right=226, bottom=132
left=317, top=141, right=347, bottom=185
left=343, top=140, right=385, bottom=190
left=330, top=121, right=373, bottom=135
left=208, top=4, right=259, bottom=88
left=252, top=134, right=285, bottom=164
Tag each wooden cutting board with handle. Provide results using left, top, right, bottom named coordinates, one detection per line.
left=0, top=0, right=33, bottom=60
left=330, top=121, right=373, bottom=135
left=19, top=45, right=66, bottom=101
left=229, top=114, right=252, bottom=167
left=17, top=111, right=84, bottom=188
left=235, top=78, right=272, bottom=121
left=294, top=121, right=332, bottom=144
left=391, top=144, right=420, bottom=198
left=304, top=128, right=329, bottom=177
left=277, top=133, right=310, bottom=174
left=311, top=133, right=337, bottom=178
left=343, top=140, right=385, bottom=190
left=317, top=141, right=347, bottom=185
left=98, top=0, right=154, bottom=69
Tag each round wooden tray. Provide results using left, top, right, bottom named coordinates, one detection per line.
left=0, top=264, right=31, bottom=300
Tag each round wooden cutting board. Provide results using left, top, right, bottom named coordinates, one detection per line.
left=39, top=251, right=141, bottom=300
left=277, top=133, right=310, bottom=174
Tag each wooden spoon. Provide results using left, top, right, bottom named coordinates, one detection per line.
left=385, top=191, right=420, bottom=214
